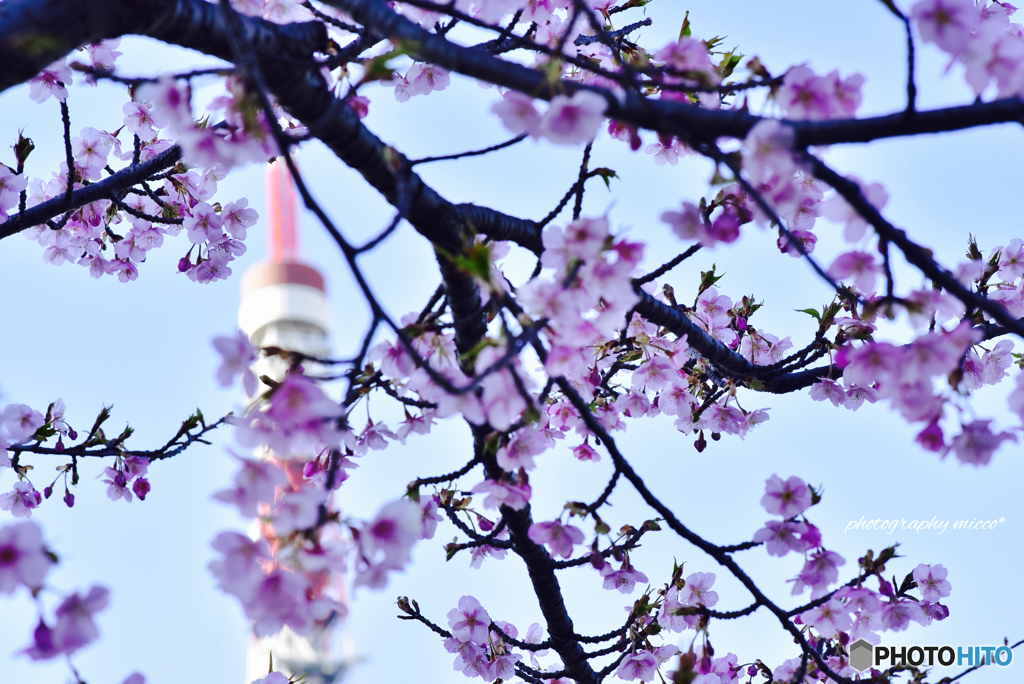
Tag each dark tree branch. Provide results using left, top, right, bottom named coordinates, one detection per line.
left=573, top=18, right=651, bottom=47
left=9, top=413, right=229, bottom=462
left=808, top=155, right=1024, bottom=341
left=325, top=0, right=1024, bottom=148
left=1, top=146, right=183, bottom=239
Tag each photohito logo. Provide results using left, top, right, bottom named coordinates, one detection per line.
left=848, top=639, right=1013, bottom=672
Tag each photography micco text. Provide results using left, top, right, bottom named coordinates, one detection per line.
left=843, top=516, right=1005, bottom=534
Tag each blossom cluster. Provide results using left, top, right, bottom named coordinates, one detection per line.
left=749, top=474, right=952, bottom=672
left=17, top=57, right=262, bottom=283
left=1, top=400, right=75, bottom=516
left=0, top=398, right=159, bottom=515
left=209, top=341, right=445, bottom=635
left=0, top=520, right=115, bottom=664
left=912, top=0, right=1024, bottom=98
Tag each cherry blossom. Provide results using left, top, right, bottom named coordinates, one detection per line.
left=946, top=419, right=1017, bottom=465
left=760, top=475, right=812, bottom=518
left=801, top=598, right=852, bottom=638
left=913, top=563, right=952, bottom=602
left=828, top=250, right=880, bottom=293
left=0, top=481, right=43, bottom=518
left=911, top=0, right=982, bottom=55
left=880, top=599, right=927, bottom=631
left=25, top=585, right=111, bottom=660
left=471, top=479, right=532, bottom=510
left=360, top=498, right=421, bottom=569
left=527, top=520, right=584, bottom=559
left=752, top=520, right=811, bottom=557
left=742, top=119, right=796, bottom=184
left=407, top=63, right=451, bottom=95
left=447, top=595, right=492, bottom=643
left=599, top=559, right=648, bottom=594
left=212, top=330, right=259, bottom=395
left=222, top=198, right=259, bottom=239
left=790, top=549, right=845, bottom=597
left=0, top=521, right=53, bottom=593
left=615, top=650, right=660, bottom=682
left=3, top=404, right=44, bottom=443
left=28, top=60, right=72, bottom=103
left=538, top=91, right=607, bottom=146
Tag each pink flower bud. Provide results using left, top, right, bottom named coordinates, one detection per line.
left=132, top=477, right=151, bottom=501
left=64, top=488, right=75, bottom=507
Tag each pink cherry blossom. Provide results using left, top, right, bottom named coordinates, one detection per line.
left=752, top=520, right=811, bottom=557
left=790, top=549, right=845, bottom=597
left=3, top=403, right=44, bottom=442
left=0, top=165, right=27, bottom=220
left=822, top=177, right=889, bottom=242
left=0, top=481, right=42, bottom=518
left=247, top=567, right=313, bottom=636
left=208, top=531, right=271, bottom=600
left=136, top=77, right=192, bottom=130
left=777, top=65, right=837, bottom=120
left=539, top=91, right=607, bottom=146
left=946, top=419, right=1017, bottom=465
left=682, top=572, right=719, bottom=608
left=407, top=63, right=451, bottom=95
left=52, top=585, right=110, bottom=653
left=446, top=636, right=489, bottom=676
left=880, top=600, right=927, bottom=631
left=911, top=0, right=982, bottom=55
left=742, top=119, right=796, bottom=184
left=772, top=657, right=815, bottom=684
left=184, top=202, right=225, bottom=244
left=913, top=563, right=951, bottom=602
left=801, top=598, right=852, bottom=637
left=123, top=101, right=159, bottom=140
left=447, top=595, right=492, bottom=643
left=222, top=198, right=258, bottom=239
left=809, top=378, right=847, bottom=407
left=0, top=521, right=53, bottom=593
left=616, top=649, right=660, bottom=682
left=28, top=60, right=72, bottom=103
left=600, top=559, right=648, bottom=594
left=829, top=250, right=880, bottom=293
left=761, top=475, right=812, bottom=518
left=212, top=331, right=258, bottom=394
left=272, top=484, right=326, bottom=535
left=362, top=498, right=421, bottom=569
left=528, top=520, right=585, bottom=559
left=213, top=453, right=287, bottom=517
left=1009, top=372, right=1024, bottom=421
left=249, top=672, right=289, bottom=684
left=471, top=479, right=532, bottom=510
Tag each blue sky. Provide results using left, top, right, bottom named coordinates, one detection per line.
left=1, top=1, right=1022, bottom=683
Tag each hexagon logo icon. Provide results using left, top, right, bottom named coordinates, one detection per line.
left=849, top=638, right=874, bottom=672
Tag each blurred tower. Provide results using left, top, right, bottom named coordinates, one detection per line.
left=239, top=160, right=350, bottom=684
left=239, top=160, right=331, bottom=371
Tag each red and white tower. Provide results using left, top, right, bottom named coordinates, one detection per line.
left=239, top=160, right=350, bottom=684
left=239, top=161, right=331, bottom=372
